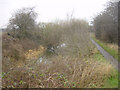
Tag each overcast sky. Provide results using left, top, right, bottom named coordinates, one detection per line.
left=0, top=0, right=109, bottom=28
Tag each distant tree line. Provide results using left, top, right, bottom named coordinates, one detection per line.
left=93, top=0, right=118, bottom=44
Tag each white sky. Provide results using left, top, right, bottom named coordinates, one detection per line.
left=0, top=0, right=109, bottom=28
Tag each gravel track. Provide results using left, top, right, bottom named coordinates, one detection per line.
left=90, top=38, right=120, bottom=72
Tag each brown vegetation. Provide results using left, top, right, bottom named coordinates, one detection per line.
left=2, top=52, right=114, bottom=88
left=93, top=0, right=118, bottom=44
left=2, top=7, right=116, bottom=88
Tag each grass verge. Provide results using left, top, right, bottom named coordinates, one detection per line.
left=92, top=34, right=119, bottom=61
left=103, top=70, right=118, bottom=88
left=92, top=45, right=118, bottom=88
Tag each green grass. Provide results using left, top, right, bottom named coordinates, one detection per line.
left=93, top=49, right=106, bottom=62
left=92, top=35, right=119, bottom=61
left=92, top=46, right=118, bottom=88
left=103, top=71, right=118, bottom=88
left=95, top=52, right=118, bottom=88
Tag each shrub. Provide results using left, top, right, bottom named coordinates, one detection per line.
left=40, top=23, right=62, bottom=49
left=59, top=19, right=94, bottom=56
left=2, top=54, right=114, bottom=88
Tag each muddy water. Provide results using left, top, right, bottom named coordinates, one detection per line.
left=36, top=43, right=66, bottom=64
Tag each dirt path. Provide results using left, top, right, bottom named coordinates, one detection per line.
left=90, top=38, right=120, bottom=72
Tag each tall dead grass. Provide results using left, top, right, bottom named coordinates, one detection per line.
left=2, top=18, right=115, bottom=88
left=2, top=53, right=114, bottom=88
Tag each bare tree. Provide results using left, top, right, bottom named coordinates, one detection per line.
left=7, top=7, right=38, bottom=39
left=93, top=0, right=118, bottom=43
